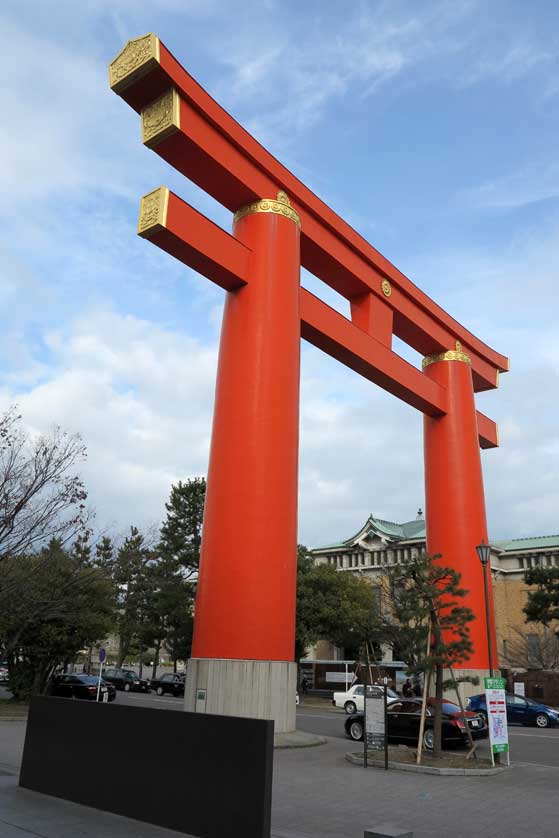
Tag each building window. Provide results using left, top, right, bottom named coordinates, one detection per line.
left=527, top=634, right=539, bottom=665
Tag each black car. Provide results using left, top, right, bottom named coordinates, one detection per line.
left=150, top=673, right=185, bottom=696
left=102, top=668, right=150, bottom=692
left=345, top=698, right=487, bottom=750
left=50, top=674, right=116, bottom=702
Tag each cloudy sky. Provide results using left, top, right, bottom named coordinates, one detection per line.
left=1, top=0, right=558, bottom=548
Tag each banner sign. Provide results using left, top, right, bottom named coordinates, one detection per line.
left=484, top=676, right=510, bottom=765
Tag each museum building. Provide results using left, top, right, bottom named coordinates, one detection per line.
left=310, top=511, right=559, bottom=668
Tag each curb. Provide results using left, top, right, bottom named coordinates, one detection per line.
left=0, top=717, right=28, bottom=723
left=345, top=752, right=507, bottom=776
left=275, top=732, right=328, bottom=749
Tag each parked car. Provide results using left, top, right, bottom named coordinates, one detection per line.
left=149, top=673, right=185, bottom=696
left=49, top=674, right=116, bottom=702
left=333, top=683, right=399, bottom=714
left=102, top=668, right=150, bottom=693
left=467, top=692, right=559, bottom=728
left=345, top=697, right=487, bottom=750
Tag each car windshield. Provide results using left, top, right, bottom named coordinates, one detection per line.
left=441, top=702, right=461, bottom=714
left=76, top=675, right=100, bottom=684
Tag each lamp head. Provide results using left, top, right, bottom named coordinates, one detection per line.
left=476, top=540, right=491, bottom=567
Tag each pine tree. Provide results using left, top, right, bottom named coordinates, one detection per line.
left=524, top=567, right=559, bottom=626
left=159, top=478, right=206, bottom=580
left=113, top=527, right=153, bottom=668
left=387, top=552, right=475, bottom=757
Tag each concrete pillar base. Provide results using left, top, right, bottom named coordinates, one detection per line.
left=184, top=658, right=297, bottom=734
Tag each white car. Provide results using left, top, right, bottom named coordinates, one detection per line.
left=332, top=684, right=399, bottom=714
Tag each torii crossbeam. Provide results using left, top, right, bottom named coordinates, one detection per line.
left=110, top=34, right=509, bottom=732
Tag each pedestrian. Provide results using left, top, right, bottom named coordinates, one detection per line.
left=413, top=679, right=422, bottom=698
left=402, top=678, right=413, bottom=698
left=301, top=674, right=308, bottom=696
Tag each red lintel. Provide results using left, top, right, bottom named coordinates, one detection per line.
left=136, top=186, right=498, bottom=447
left=110, top=35, right=510, bottom=394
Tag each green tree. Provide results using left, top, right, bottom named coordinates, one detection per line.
left=0, top=539, right=114, bottom=699
left=387, top=552, right=475, bottom=757
left=159, top=478, right=206, bottom=580
left=524, top=567, right=559, bottom=626
left=113, top=527, right=154, bottom=668
left=296, top=546, right=380, bottom=661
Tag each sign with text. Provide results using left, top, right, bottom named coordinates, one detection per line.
left=484, top=677, right=510, bottom=766
left=364, top=693, right=385, bottom=751
left=514, top=682, right=525, bottom=697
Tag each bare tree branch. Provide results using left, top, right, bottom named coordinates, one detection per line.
left=0, top=407, right=92, bottom=561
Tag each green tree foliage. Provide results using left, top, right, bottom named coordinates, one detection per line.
left=112, top=527, right=154, bottom=668
left=387, top=552, right=475, bottom=757
left=159, top=478, right=206, bottom=580
left=0, top=538, right=114, bottom=699
left=524, top=567, right=559, bottom=626
left=296, top=546, right=381, bottom=661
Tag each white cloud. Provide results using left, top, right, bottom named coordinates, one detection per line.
left=460, top=159, right=559, bottom=210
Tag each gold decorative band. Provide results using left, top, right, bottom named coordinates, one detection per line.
left=142, top=89, right=180, bottom=148
left=138, top=187, right=169, bottom=238
left=422, top=341, right=471, bottom=369
left=233, top=191, right=301, bottom=228
left=109, top=33, right=160, bottom=94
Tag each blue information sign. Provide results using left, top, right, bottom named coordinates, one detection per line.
left=98, top=648, right=106, bottom=663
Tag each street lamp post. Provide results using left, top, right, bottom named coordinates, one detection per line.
left=476, top=540, right=494, bottom=677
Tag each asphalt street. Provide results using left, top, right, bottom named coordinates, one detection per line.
left=115, top=689, right=559, bottom=769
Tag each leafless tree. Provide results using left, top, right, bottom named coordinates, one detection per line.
left=503, top=626, right=559, bottom=670
left=0, top=406, right=91, bottom=561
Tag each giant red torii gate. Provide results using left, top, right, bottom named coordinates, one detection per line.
left=110, top=34, right=509, bottom=733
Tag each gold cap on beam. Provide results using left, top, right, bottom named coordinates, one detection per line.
left=109, top=33, right=161, bottom=94
left=138, top=187, right=170, bottom=238
left=141, top=89, right=181, bottom=148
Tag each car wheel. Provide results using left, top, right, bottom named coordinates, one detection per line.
left=156, top=686, right=163, bottom=696
left=536, top=713, right=550, bottom=728
left=423, top=729, right=435, bottom=751
left=349, top=721, right=364, bottom=741
left=124, top=683, right=131, bottom=692
left=344, top=701, right=357, bottom=715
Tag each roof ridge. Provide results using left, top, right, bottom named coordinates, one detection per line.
left=494, top=534, right=559, bottom=544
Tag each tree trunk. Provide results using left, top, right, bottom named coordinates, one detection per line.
left=173, top=658, right=177, bottom=674
left=432, top=615, right=444, bottom=758
left=138, top=641, right=143, bottom=679
left=151, top=640, right=161, bottom=681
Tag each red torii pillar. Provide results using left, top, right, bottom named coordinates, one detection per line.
left=423, top=345, right=498, bottom=687
left=188, top=194, right=301, bottom=731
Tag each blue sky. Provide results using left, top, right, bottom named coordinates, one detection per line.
left=1, top=0, right=558, bottom=546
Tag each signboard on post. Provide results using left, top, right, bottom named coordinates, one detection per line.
left=514, top=682, right=525, bottom=697
left=364, top=685, right=388, bottom=770
left=484, top=676, right=510, bottom=766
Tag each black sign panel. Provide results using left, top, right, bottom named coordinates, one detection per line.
left=20, top=696, right=273, bottom=838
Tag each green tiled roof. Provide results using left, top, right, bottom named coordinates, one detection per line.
left=312, top=515, right=559, bottom=555
left=493, top=535, right=559, bottom=552
left=312, top=514, right=427, bottom=551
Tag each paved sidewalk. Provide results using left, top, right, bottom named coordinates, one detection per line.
left=0, top=772, right=190, bottom=838
left=2, top=720, right=558, bottom=838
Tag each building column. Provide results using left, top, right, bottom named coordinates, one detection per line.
left=423, top=343, right=498, bottom=683
left=185, top=192, right=301, bottom=733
